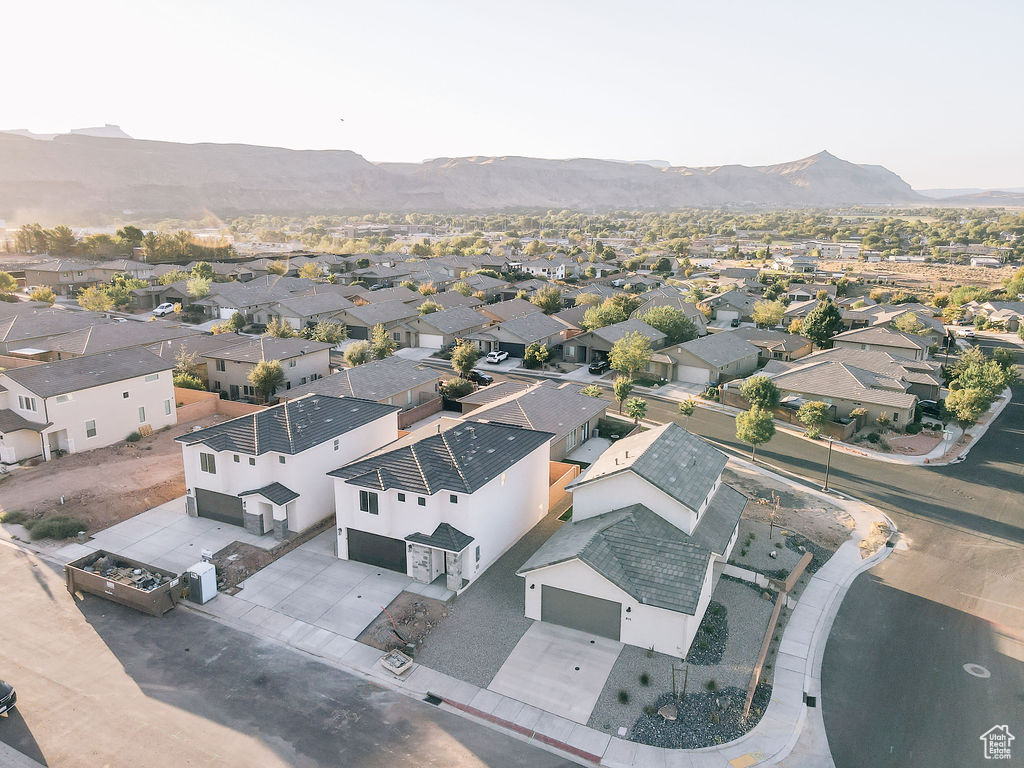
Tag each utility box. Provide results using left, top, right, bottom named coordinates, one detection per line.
left=64, top=551, right=180, bottom=617
left=184, top=561, right=217, bottom=604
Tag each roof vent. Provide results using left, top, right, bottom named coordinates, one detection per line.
left=624, top=450, right=629, bottom=458
left=615, top=457, right=619, bottom=465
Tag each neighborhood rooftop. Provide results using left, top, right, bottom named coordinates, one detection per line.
left=3, top=347, right=172, bottom=398
left=285, top=356, right=439, bottom=401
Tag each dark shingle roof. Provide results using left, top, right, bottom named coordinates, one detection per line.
left=284, top=357, right=440, bottom=402
left=329, top=421, right=552, bottom=495
left=0, top=408, right=49, bottom=433
left=464, top=382, right=606, bottom=444
left=412, top=305, right=487, bottom=335
left=203, top=336, right=332, bottom=363
left=405, top=523, right=474, bottom=553
left=238, top=482, right=300, bottom=505
left=3, top=347, right=172, bottom=398
left=176, top=395, right=399, bottom=456
left=518, top=504, right=713, bottom=614
left=342, top=300, right=418, bottom=326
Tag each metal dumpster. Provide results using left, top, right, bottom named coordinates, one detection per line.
left=64, top=550, right=181, bottom=617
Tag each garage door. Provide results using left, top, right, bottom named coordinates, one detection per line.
left=716, top=309, right=740, bottom=322
left=541, top=585, right=621, bottom=640
left=195, top=488, right=244, bottom=526
left=676, top=364, right=711, bottom=384
left=347, top=529, right=407, bottom=573
left=419, top=333, right=444, bottom=349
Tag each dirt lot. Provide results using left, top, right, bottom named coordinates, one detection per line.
left=722, top=462, right=853, bottom=550
left=0, top=414, right=226, bottom=533
left=357, top=592, right=449, bottom=652
left=821, top=259, right=1012, bottom=290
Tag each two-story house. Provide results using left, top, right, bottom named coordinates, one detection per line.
left=202, top=336, right=332, bottom=402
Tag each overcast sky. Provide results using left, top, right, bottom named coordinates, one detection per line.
left=6, top=0, right=1022, bottom=190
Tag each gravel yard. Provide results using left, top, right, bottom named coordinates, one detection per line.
left=728, top=518, right=802, bottom=575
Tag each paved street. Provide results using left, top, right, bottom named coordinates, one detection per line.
left=0, top=544, right=573, bottom=768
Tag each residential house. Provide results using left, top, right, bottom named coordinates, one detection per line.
left=20, top=319, right=200, bottom=361
left=562, top=318, right=666, bottom=365
left=462, top=381, right=607, bottom=460
left=518, top=423, right=745, bottom=654
left=0, top=347, right=176, bottom=463
left=266, top=292, right=354, bottom=331
left=203, top=336, right=332, bottom=401
left=774, top=254, right=820, bottom=274
left=459, top=274, right=514, bottom=300
left=429, top=290, right=485, bottom=311
left=284, top=356, right=441, bottom=411
left=177, top=395, right=399, bottom=538
left=404, top=306, right=489, bottom=349
left=93, top=259, right=157, bottom=282
left=456, top=380, right=532, bottom=414
left=465, top=312, right=567, bottom=357
left=785, top=283, right=837, bottom=302
left=832, top=326, right=932, bottom=361
left=657, top=333, right=759, bottom=384
left=965, top=301, right=1024, bottom=331
left=631, top=292, right=709, bottom=336
left=0, top=307, right=113, bottom=354
left=329, top=420, right=552, bottom=591
left=355, top=285, right=422, bottom=305
left=333, top=301, right=418, bottom=345
left=726, top=326, right=813, bottom=363
left=476, top=297, right=541, bottom=323
left=147, top=334, right=241, bottom=388
left=194, top=276, right=317, bottom=323
left=700, top=289, right=761, bottom=323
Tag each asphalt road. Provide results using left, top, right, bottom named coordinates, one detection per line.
left=0, top=544, right=573, bottom=768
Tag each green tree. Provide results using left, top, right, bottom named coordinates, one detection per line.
left=116, top=225, right=144, bottom=252
left=739, top=375, right=781, bottom=410
left=638, top=306, right=697, bottom=344
left=226, top=311, right=246, bottom=332
left=624, top=397, right=648, bottom=424
left=944, top=387, right=989, bottom=431
left=522, top=342, right=551, bottom=369
left=344, top=340, right=372, bottom=367
left=265, top=317, right=295, bottom=338
left=801, top=299, right=844, bottom=348
left=173, top=371, right=205, bottom=390
left=891, top=312, right=926, bottom=334
left=418, top=300, right=441, bottom=314
left=29, top=286, right=56, bottom=305
left=752, top=299, right=786, bottom=328
left=0, top=271, right=18, bottom=294
left=190, top=262, right=215, bottom=281
left=613, top=376, right=633, bottom=414
left=47, top=225, right=78, bottom=255
left=530, top=284, right=563, bottom=314
left=450, top=340, right=481, bottom=377
left=304, top=321, right=347, bottom=344
left=370, top=323, right=395, bottom=359
left=788, top=317, right=803, bottom=334
left=298, top=262, right=323, bottom=280
left=579, top=384, right=603, bottom=397
left=797, top=400, right=830, bottom=437
left=609, top=331, right=653, bottom=380
left=678, top=398, right=696, bottom=426
left=736, top=406, right=776, bottom=460
left=186, top=276, right=211, bottom=299
left=158, top=270, right=188, bottom=285
left=248, top=359, right=285, bottom=403
left=418, top=282, right=438, bottom=296
left=354, top=257, right=371, bottom=269
left=441, top=377, right=475, bottom=399
left=575, top=292, right=602, bottom=307
left=77, top=285, right=114, bottom=312
left=266, top=260, right=288, bottom=276
left=452, top=281, right=472, bottom=297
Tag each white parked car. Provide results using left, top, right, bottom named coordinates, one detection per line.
left=153, top=302, right=176, bottom=317
left=485, top=350, right=509, bottom=364
left=956, top=329, right=976, bottom=339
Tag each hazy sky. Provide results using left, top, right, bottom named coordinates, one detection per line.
left=6, top=0, right=1022, bottom=189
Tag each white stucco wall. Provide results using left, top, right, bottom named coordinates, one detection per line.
left=334, top=441, right=549, bottom=585
left=522, top=557, right=717, bottom=657
left=183, top=411, right=398, bottom=532
left=571, top=472, right=701, bottom=535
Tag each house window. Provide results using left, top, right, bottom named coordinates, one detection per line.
left=249, top=457, right=256, bottom=466
left=278, top=456, right=286, bottom=464
left=359, top=490, right=379, bottom=515
left=55, top=394, right=72, bottom=404
left=17, top=395, right=37, bottom=412
left=333, top=439, right=340, bottom=451
left=122, top=392, right=129, bottom=399
left=288, top=359, right=296, bottom=368
left=893, top=412, right=899, bottom=423
left=145, top=373, right=160, bottom=382
left=450, top=494, right=458, bottom=504
left=164, top=399, right=172, bottom=416
left=417, top=497, right=426, bottom=507
left=200, top=453, right=216, bottom=474
left=138, top=406, right=146, bottom=423
left=85, top=420, right=97, bottom=438
left=475, top=545, right=481, bottom=563
left=233, top=454, right=240, bottom=463
left=397, top=493, right=406, bottom=502
left=216, top=359, right=226, bottom=372
left=392, top=332, right=401, bottom=342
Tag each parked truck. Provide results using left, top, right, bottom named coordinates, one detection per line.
left=64, top=550, right=181, bottom=617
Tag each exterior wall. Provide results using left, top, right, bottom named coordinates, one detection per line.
left=173, top=387, right=266, bottom=422
left=183, top=411, right=398, bottom=534
left=396, top=397, right=442, bottom=429
left=205, top=349, right=330, bottom=401
left=334, top=442, right=549, bottom=586
left=522, top=558, right=714, bottom=657
left=1, top=369, right=176, bottom=460
left=571, top=472, right=700, bottom=535
left=550, top=415, right=601, bottom=460
left=0, top=427, right=42, bottom=462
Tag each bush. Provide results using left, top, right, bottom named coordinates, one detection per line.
left=0, top=510, right=29, bottom=525
left=639, top=672, right=650, bottom=686
left=26, top=516, right=86, bottom=540
left=805, top=426, right=822, bottom=440
left=905, top=422, right=922, bottom=434
left=866, top=432, right=881, bottom=444
left=617, top=690, right=630, bottom=704
left=642, top=705, right=657, bottom=716
left=125, top=431, right=142, bottom=443
left=705, top=679, right=718, bottom=692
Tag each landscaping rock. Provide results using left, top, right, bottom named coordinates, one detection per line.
left=628, top=684, right=772, bottom=749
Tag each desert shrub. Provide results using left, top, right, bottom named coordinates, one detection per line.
left=805, top=426, right=822, bottom=439
left=125, top=431, right=142, bottom=443
left=642, top=705, right=657, bottom=716
left=617, top=690, right=630, bottom=704
left=705, top=679, right=718, bottom=692
left=905, top=422, right=922, bottom=435
left=0, top=510, right=29, bottom=525
left=639, top=672, right=650, bottom=686
left=26, top=516, right=86, bottom=540
left=866, top=432, right=881, bottom=444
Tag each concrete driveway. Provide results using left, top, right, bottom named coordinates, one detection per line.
left=488, top=622, right=622, bottom=724
left=475, top=355, right=521, bottom=373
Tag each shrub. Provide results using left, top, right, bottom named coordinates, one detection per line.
left=905, top=422, right=922, bottom=435
left=805, top=426, right=822, bottom=440
left=705, top=679, right=718, bottom=692
left=617, top=690, right=630, bottom=704
left=866, top=432, right=881, bottom=444
left=639, top=672, right=650, bottom=686
left=642, top=705, right=657, bottom=716
left=126, top=431, right=142, bottom=443
left=0, top=510, right=29, bottom=525
left=26, top=516, right=86, bottom=540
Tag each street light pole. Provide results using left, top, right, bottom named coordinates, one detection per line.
left=822, top=437, right=835, bottom=492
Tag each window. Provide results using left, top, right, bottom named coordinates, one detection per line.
left=55, top=394, right=72, bottom=404
left=333, top=439, right=340, bottom=451
left=475, top=546, right=481, bottom=563
left=392, top=332, right=401, bottom=342
left=243, top=385, right=255, bottom=397
left=200, top=453, right=216, bottom=474
left=278, top=456, right=286, bottom=464
left=164, top=399, right=172, bottom=416
left=233, top=454, right=240, bottom=463
left=450, top=494, right=458, bottom=504
left=122, top=391, right=129, bottom=399
left=85, top=420, right=97, bottom=439
left=249, top=457, right=256, bottom=466
left=417, top=497, right=426, bottom=507
left=138, top=406, right=146, bottom=423
left=397, top=493, right=406, bottom=502
left=359, top=490, right=379, bottom=515
left=145, top=373, right=160, bottom=382
left=18, top=395, right=38, bottom=412
left=215, top=359, right=226, bottom=372
left=299, top=377, right=307, bottom=385
left=288, top=359, right=296, bottom=368
left=893, top=412, right=899, bottom=423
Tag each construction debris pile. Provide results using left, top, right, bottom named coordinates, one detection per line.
left=80, top=553, right=174, bottom=592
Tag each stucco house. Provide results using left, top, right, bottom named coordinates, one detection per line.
left=562, top=318, right=666, bottom=365
left=266, top=292, right=354, bottom=331
left=658, top=333, right=760, bottom=384
left=518, top=423, right=745, bottom=655
left=177, top=395, right=399, bottom=538
left=0, top=347, right=176, bottom=463
left=404, top=306, right=489, bottom=349
left=333, top=301, right=418, bottom=345
left=726, top=326, right=813, bottom=363
left=202, top=336, right=332, bottom=402
left=831, top=326, right=931, bottom=361
left=329, top=420, right=552, bottom=591
left=465, top=312, right=566, bottom=358
left=283, top=356, right=441, bottom=412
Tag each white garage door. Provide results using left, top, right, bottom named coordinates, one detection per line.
left=419, top=333, right=444, bottom=349
left=676, top=365, right=711, bottom=384
left=716, top=309, right=740, bottom=322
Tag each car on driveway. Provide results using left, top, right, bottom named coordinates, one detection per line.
left=153, top=302, right=176, bottom=317
left=956, top=329, right=976, bottom=339
left=485, top=350, right=509, bottom=364
left=588, top=359, right=610, bottom=375
left=919, top=400, right=944, bottom=419
left=466, top=370, right=494, bottom=385
left=0, top=680, right=16, bottom=716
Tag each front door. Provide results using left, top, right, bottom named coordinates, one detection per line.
left=229, top=384, right=240, bottom=400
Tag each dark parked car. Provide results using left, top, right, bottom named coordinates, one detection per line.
left=588, top=359, right=610, bottom=375
left=918, top=399, right=943, bottom=419
left=730, top=318, right=741, bottom=327
left=466, top=370, right=493, bottom=385
left=0, top=680, right=16, bottom=716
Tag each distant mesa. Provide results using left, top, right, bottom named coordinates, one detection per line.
left=0, top=124, right=133, bottom=141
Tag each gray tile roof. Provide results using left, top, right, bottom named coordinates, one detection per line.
left=481, top=298, right=542, bottom=321
left=761, top=353, right=919, bottom=409
left=269, top=292, right=354, bottom=317
left=464, top=382, right=606, bottom=444
left=28, top=321, right=200, bottom=356
left=588, top=318, right=667, bottom=346
left=569, top=423, right=727, bottom=513
left=492, top=312, right=566, bottom=343
left=284, top=356, right=440, bottom=402
left=406, top=523, right=474, bottom=553
left=3, top=347, right=172, bottom=398
left=832, top=326, right=930, bottom=350
left=690, top=484, right=747, bottom=555
left=356, top=285, right=421, bottom=304
left=457, top=379, right=532, bottom=406
left=728, top=326, right=811, bottom=354
left=329, top=421, right=553, bottom=495
left=518, top=504, right=713, bottom=614
left=203, top=336, right=332, bottom=363
left=0, top=308, right=112, bottom=346
left=176, top=395, right=399, bottom=456
left=411, top=306, right=487, bottom=335
left=206, top=275, right=316, bottom=308
left=672, top=332, right=760, bottom=367
left=239, top=482, right=300, bottom=505
left=341, top=300, right=418, bottom=326
left=0, top=408, right=49, bottom=433
left=431, top=291, right=484, bottom=310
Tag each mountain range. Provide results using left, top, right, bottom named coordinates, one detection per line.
left=0, top=127, right=1007, bottom=223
